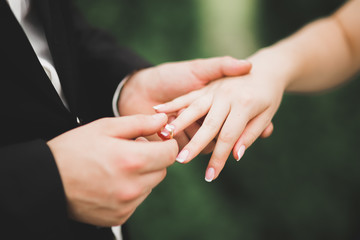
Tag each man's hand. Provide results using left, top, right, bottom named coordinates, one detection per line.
left=118, top=56, right=252, bottom=148
left=118, top=57, right=252, bottom=115
left=47, top=114, right=178, bottom=226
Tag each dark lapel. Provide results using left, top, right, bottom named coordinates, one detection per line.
left=34, top=0, right=79, bottom=114
left=0, top=0, right=67, bottom=111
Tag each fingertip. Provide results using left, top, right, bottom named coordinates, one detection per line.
left=152, top=104, right=166, bottom=111
left=205, top=167, right=215, bottom=182
left=176, top=149, right=189, bottom=163
left=235, top=59, right=252, bottom=72
left=232, top=140, right=245, bottom=160
left=236, top=145, right=246, bottom=161
left=223, top=57, right=252, bottom=76
left=236, top=59, right=251, bottom=66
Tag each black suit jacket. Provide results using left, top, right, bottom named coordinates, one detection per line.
left=0, top=0, right=151, bottom=239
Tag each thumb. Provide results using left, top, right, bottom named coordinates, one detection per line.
left=189, top=56, right=252, bottom=83
left=101, top=113, right=168, bottom=139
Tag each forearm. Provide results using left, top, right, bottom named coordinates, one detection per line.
left=249, top=0, right=360, bottom=93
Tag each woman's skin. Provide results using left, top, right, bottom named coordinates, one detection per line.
left=155, top=0, right=360, bottom=182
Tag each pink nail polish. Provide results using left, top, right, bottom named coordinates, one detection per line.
left=176, top=149, right=189, bottom=163
left=236, top=145, right=246, bottom=161
left=205, top=168, right=215, bottom=182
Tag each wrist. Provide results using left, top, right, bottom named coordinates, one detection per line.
left=118, top=68, right=152, bottom=116
left=247, top=48, right=290, bottom=93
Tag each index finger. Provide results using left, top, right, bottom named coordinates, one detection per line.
left=123, top=139, right=179, bottom=173
left=99, top=113, right=168, bottom=139
left=159, top=96, right=212, bottom=139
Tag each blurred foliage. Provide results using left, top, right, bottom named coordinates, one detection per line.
left=75, top=0, right=200, bottom=63
left=75, top=0, right=360, bottom=239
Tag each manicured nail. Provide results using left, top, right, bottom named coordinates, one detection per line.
left=153, top=104, right=165, bottom=110
left=152, top=113, right=167, bottom=120
left=160, top=130, right=169, bottom=138
left=236, top=145, right=246, bottom=161
left=176, top=149, right=189, bottom=163
left=165, top=124, right=175, bottom=131
left=160, top=124, right=175, bottom=139
left=205, top=168, right=215, bottom=182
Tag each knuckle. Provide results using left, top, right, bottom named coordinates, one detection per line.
left=191, top=99, right=206, bottom=112
left=115, top=151, right=144, bottom=172
left=203, top=116, right=219, bottom=130
left=218, top=131, right=236, bottom=145
left=238, top=92, right=253, bottom=107
left=121, top=157, right=144, bottom=172
left=244, top=130, right=258, bottom=146
left=115, top=185, right=143, bottom=203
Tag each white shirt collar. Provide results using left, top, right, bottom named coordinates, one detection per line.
left=6, top=0, right=30, bottom=23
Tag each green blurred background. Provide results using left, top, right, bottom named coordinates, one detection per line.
left=75, top=0, right=360, bottom=239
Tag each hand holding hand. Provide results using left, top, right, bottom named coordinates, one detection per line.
left=118, top=57, right=252, bottom=149
left=155, top=58, right=285, bottom=182
left=47, top=114, right=178, bottom=226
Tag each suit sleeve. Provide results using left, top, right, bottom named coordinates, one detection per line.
left=0, top=140, right=71, bottom=239
left=70, top=5, right=152, bottom=119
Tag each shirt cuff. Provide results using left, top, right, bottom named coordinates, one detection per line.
left=112, top=75, right=130, bottom=117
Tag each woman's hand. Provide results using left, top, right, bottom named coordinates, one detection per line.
left=118, top=56, right=252, bottom=149
left=154, top=59, right=286, bottom=182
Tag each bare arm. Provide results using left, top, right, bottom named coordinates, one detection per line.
left=251, top=0, right=360, bottom=93
left=155, top=0, right=360, bottom=181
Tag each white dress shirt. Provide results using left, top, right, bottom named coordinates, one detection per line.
left=7, top=0, right=69, bottom=109
left=7, top=0, right=122, bottom=239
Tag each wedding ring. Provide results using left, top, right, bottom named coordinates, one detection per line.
left=165, top=124, right=175, bottom=139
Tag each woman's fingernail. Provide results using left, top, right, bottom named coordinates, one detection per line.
left=159, top=124, right=175, bottom=139
left=205, top=168, right=215, bottom=182
left=153, top=104, right=165, bottom=110
left=160, top=130, right=169, bottom=137
left=176, top=149, right=189, bottom=163
left=165, top=124, right=175, bottom=132
left=236, top=145, right=246, bottom=161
